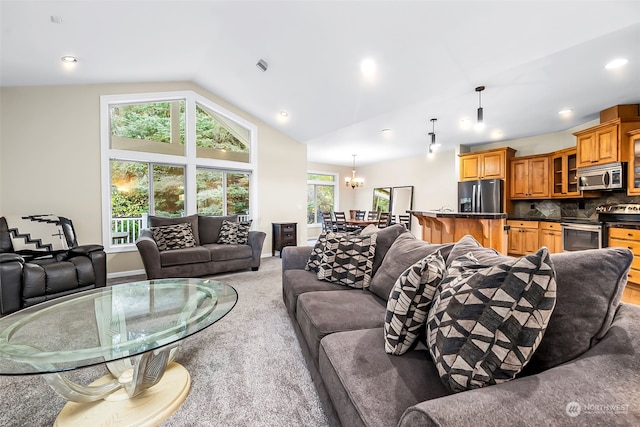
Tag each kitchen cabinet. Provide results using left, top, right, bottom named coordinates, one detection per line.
left=574, top=119, right=640, bottom=168
left=550, top=148, right=580, bottom=198
left=627, top=129, right=640, bottom=196
left=538, top=222, right=562, bottom=253
left=607, top=226, right=640, bottom=305
left=509, top=155, right=549, bottom=199
left=507, top=220, right=539, bottom=256
left=459, top=147, right=516, bottom=181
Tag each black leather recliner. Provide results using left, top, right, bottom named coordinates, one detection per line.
left=0, top=216, right=106, bottom=315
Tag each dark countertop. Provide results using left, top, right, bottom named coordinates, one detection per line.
left=409, top=210, right=507, bottom=220
left=508, top=217, right=599, bottom=224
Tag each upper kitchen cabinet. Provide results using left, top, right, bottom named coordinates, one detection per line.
left=459, top=147, right=516, bottom=181
left=550, top=147, right=581, bottom=198
left=574, top=118, right=640, bottom=168
left=510, top=154, right=549, bottom=199
left=627, top=129, right=640, bottom=196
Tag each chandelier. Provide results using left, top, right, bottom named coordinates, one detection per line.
left=345, top=154, right=365, bottom=189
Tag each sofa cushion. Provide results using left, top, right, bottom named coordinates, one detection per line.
left=205, top=243, right=252, bottom=261
left=362, top=223, right=407, bottom=276
left=159, top=246, right=211, bottom=267
left=217, top=220, right=251, bottom=245
left=369, top=233, right=454, bottom=301
left=384, top=251, right=446, bottom=355
left=427, top=248, right=557, bottom=393
left=296, top=290, right=386, bottom=362
left=317, top=233, right=377, bottom=289
left=524, top=246, right=633, bottom=373
left=150, top=223, right=197, bottom=251
left=282, top=269, right=358, bottom=314
left=148, top=214, right=200, bottom=246
left=319, top=328, right=452, bottom=427
left=198, top=214, right=238, bottom=244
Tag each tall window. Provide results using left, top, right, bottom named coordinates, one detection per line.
left=102, top=91, right=257, bottom=252
left=307, top=172, right=337, bottom=224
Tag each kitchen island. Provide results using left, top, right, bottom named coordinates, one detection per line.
left=408, top=210, right=508, bottom=254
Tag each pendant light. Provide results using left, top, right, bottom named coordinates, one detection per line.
left=475, top=86, right=485, bottom=129
left=345, top=154, right=365, bottom=189
left=428, top=118, right=437, bottom=154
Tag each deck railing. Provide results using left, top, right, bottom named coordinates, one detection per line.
left=111, top=214, right=251, bottom=245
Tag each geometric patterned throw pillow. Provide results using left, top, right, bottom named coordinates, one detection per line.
left=384, top=251, right=446, bottom=355
left=150, top=223, right=197, bottom=251
left=217, top=220, right=252, bottom=245
left=317, top=232, right=377, bottom=289
left=426, top=247, right=557, bottom=393
left=306, top=231, right=333, bottom=272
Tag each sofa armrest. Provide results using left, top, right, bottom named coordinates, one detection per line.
left=0, top=253, right=24, bottom=315
left=69, top=244, right=104, bottom=257
left=135, top=229, right=163, bottom=279
left=282, top=246, right=313, bottom=271
left=399, top=302, right=640, bottom=427
left=247, top=230, right=266, bottom=270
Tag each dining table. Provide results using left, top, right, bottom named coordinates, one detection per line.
left=345, top=219, right=380, bottom=228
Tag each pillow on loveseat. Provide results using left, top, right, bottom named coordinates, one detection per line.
left=148, top=214, right=200, bottom=246
left=317, top=232, right=377, bottom=289
left=150, top=223, right=197, bottom=251
left=217, top=220, right=252, bottom=245
left=384, top=251, right=446, bottom=355
left=427, top=247, right=557, bottom=393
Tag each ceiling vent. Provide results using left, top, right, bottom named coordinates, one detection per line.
left=256, top=59, right=268, bottom=72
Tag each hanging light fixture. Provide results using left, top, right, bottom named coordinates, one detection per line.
left=475, top=86, right=485, bottom=129
left=428, top=118, right=437, bottom=154
left=345, top=154, right=365, bottom=189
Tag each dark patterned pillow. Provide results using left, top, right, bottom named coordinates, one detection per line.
left=217, top=220, right=252, bottom=244
left=306, top=230, right=360, bottom=272
left=317, top=233, right=377, bottom=288
left=427, top=247, right=557, bottom=393
left=384, top=251, right=446, bottom=355
left=150, top=223, right=197, bottom=251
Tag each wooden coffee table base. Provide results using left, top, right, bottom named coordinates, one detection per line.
left=54, top=362, right=190, bottom=427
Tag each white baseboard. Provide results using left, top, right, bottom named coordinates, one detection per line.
left=107, top=269, right=146, bottom=279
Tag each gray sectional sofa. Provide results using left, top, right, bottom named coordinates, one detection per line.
left=282, top=224, right=640, bottom=426
left=136, top=214, right=265, bottom=279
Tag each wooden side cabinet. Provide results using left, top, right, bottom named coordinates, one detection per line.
left=507, top=220, right=539, bottom=256
left=607, top=226, right=640, bottom=305
left=272, top=222, right=297, bottom=257
left=538, top=222, right=562, bottom=254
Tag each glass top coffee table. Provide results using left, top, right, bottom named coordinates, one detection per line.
left=0, top=278, right=237, bottom=426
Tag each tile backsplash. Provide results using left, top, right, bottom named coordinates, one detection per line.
left=512, top=192, right=640, bottom=219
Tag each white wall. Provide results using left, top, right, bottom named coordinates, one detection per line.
left=0, top=82, right=307, bottom=274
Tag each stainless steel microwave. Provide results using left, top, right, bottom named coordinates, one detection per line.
left=577, top=162, right=625, bottom=191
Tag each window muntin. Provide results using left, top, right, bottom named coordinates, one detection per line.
left=307, top=173, right=337, bottom=225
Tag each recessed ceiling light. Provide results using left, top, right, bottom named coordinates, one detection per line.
left=50, top=16, right=63, bottom=24
left=280, top=111, right=288, bottom=117
left=360, top=58, right=376, bottom=76
left=605, top=58, right=628, bottom=69
left=459, top=118, right=472, bottom=131
left=381, top=128, right=391, bottom=134
left=558, top=109, right=573, bottom=115
left=61, top=55, right=77, bottom=63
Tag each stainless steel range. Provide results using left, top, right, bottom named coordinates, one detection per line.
left=597, top=203, right=640, bottom=248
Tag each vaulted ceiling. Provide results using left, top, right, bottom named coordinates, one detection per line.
left=2, top=1, right=639, bottom=166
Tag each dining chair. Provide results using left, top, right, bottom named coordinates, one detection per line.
left=367, top=211, right=379, bottom=220
left=321, top=211, right=336, bottom=232
left=398, top=214, right=411, bottom=230
left=377, top=212, right=391, bottom=228
left=354, top=210, right=366, bottom=220
left=333, top=211, right=348, bottom=232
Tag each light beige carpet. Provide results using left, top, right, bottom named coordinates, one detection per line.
left=0, top=257, right=328, bottom=426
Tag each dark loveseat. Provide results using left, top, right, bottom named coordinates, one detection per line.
left=282, top=225, right=640, bottom=426
left=0, top=216, right=106, bottom=315
left=136, top=214, right=266, bottom=279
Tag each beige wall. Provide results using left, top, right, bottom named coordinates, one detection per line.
left=0, top=82, right=307, bottom=275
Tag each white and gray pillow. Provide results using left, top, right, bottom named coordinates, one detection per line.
left=384, top=251, right=446, bottom=355
left=150, top=223, right=197, bottom=251
left=317, top=233, right=377, bottom=288
left=427, top=247, right=557, bottom=393
left=217, top=220, right=251, bottom=244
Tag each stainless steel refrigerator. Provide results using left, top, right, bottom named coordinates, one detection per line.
left=458, top=179, right=503, bottom=213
